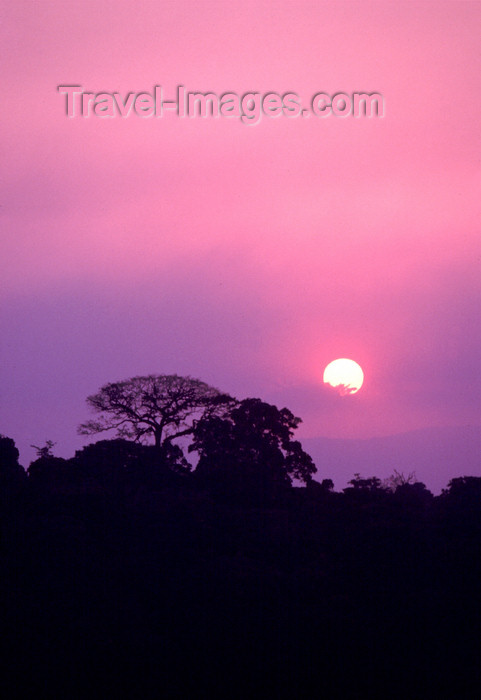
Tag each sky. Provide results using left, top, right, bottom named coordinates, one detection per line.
left=1, top=1, right=480, bottom=479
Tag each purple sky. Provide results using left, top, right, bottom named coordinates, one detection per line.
left=1, top=1, right=480, bottom=478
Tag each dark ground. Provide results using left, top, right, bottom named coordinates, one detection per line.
left=1, top=440, right=481, bottom=698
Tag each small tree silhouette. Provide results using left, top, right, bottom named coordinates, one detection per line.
left=383, top=469, right=417, bottom=492
left=31, top=440, right=57, bottom=459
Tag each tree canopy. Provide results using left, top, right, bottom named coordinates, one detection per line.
left=78, top=374, right=232, bottom=450
left=190, top=397, right=316, bottom=489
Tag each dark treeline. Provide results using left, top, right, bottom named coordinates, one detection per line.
left=1, top=375, right=480, bottom=698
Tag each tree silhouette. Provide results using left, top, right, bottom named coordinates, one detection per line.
left=383, top=469, right=417, bottom=492
left=345, top=473, right=385, bottom=492
left=31, top=439, right=57, bottom=459
left=190, top=397, right=316, bottom=490
left=0, top=435, right=26, bottom=503
left=442, top=476, right=481, bottom=501
left=78, top=374, right=232, bottom=452
left=0, top=435, right=21, bottom=469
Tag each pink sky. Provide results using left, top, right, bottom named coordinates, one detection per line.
left=1, top=1, right=480, bottom=469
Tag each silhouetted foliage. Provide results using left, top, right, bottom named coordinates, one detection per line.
left=0, top=435, right=26, bottom=506
left=78, top=374, right=232, bottom=451
left=73, top=438, right=189, bottom=491
left=346, top=473, right=385, bottom=491
left=320, top=477, right=334, bottom=491
left=31, top=439, right=57, bottom=459
left=0, top=413, right=479, bottom=698
left=27, top=455, right=73, bottom=492
left=383, top=469, right=417, bottom=491
left=393, top=480, right=433, bottom=505
left=0, top=434, right=21, bottom=469
left=190, top=398, right=316, bottom=499
left=342, top=473, right=388, bottom=503
left=442, top=475, right=481, bottom=501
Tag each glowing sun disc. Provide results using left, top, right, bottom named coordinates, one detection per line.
left=323, top=358, right=364, bottom=395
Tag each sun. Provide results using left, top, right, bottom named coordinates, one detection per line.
left=323, top=358, right=364, bottom=396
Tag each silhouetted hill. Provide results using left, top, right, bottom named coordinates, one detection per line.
left=305, top=425, right=481, bottom=493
